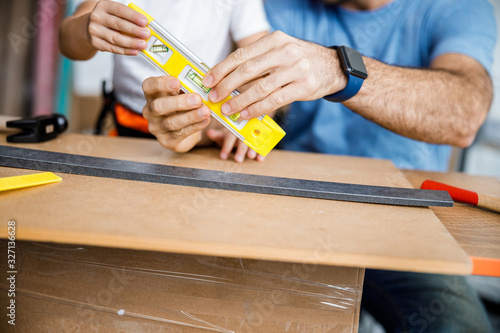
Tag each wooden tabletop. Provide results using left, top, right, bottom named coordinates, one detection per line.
left=0, top=133, right=471, bottom=275
left=403, top=170, right=500, bottom=277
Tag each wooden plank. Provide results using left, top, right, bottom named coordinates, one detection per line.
left=403, top=170, right=500, bottom=276
left=0, top=133, right=471, bottom=274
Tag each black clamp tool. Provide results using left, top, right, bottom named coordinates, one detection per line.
left=6, top=114, right=68, bottom=143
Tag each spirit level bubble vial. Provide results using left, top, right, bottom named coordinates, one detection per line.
left=129, top=3, right=285, bottom=156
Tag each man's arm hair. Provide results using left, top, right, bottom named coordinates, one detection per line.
left=345, top=53, right=493, bottom=148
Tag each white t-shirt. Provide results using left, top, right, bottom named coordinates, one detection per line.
left=75, top=0, right=270, bottom=112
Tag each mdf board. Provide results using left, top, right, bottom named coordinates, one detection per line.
left=0, top=133, right=471, bottom=275
left=403, top=170, right=500, bottom=276
left=0, top=241, right=364, bottom=333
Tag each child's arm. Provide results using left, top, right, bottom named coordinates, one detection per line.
left=59, top=0, right=151, bottom=60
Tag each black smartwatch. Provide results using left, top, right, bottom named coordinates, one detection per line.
left=324, top=46, right=368, bottom=103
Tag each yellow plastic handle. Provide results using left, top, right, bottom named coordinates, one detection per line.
left=0, top=172, right=62, bottom=192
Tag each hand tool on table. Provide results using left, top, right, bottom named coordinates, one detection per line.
left=421, top=180, right=500, bottom=213
left=0, top=145, right=453, bottom=207
left=0, top=114, right=68, bottom=143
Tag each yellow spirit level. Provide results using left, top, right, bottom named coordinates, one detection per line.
left=129, top=3, right=285, bottom=156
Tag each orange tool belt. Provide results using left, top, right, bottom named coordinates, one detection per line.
left=95, top=83, right=153, bottom=138
left=113, top=102, right=150, bottom=135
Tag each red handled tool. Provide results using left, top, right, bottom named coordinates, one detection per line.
left=421, top=180, right=500, bottom=214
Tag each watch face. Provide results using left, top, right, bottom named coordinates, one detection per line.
left=340, top=46, right=368, bottom=79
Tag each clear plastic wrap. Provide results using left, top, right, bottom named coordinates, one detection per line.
left=1, top=241, right=363, bottom=332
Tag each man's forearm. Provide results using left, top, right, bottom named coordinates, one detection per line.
left=345, top=55, right=493, bottom=148
left=203, top=33, right=493, bottom=149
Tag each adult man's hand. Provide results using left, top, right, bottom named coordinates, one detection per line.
left=203, top=31, right=492, bottom=148
left=202, top=31, right=346, bottom=120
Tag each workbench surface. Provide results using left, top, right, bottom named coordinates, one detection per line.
left=0, top=133, right=471, bottom=275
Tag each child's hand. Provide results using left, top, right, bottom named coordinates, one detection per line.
left=86, top=0, right=151, bottom=55
left=206, top=128, right=265, bottom=163
left=142, top=76, right=212, bottom=153
left=142, top=75, right=264, bottom=162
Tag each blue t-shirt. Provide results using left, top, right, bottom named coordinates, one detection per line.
left=265, top=0, right=496, bottom=171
